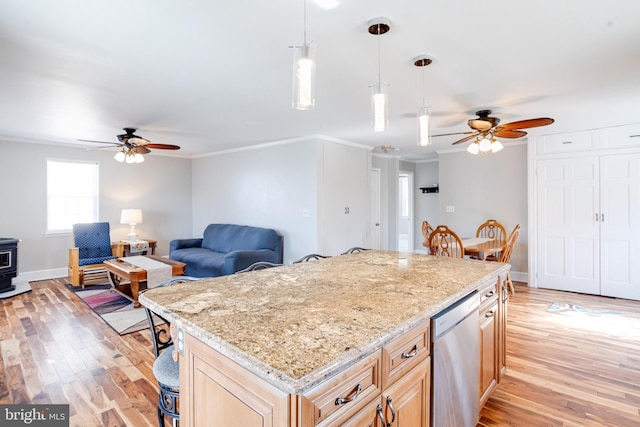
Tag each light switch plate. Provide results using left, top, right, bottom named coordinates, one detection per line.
left=446, top=205, right=455, bottom=213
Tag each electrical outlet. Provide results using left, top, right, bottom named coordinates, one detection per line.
left=302, top=208, right=310, bottom=217
left=446, top=205, right=455, bottom=213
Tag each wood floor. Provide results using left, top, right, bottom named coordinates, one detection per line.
left=1, top=279, right=639, bottom=426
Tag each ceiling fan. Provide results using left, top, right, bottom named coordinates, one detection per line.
left=432, top=110, right=555, bottom=147
left=79, top=127, right=180, bottom=157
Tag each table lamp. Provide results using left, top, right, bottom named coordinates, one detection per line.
left=120, top=209, right=143, bottom=242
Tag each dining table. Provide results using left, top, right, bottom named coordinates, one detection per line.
left=461, top=237, right=506, bottom=260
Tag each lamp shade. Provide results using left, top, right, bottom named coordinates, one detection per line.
left=120, top=209, right=142, bottom=225
left=292, top=43, right=315, bottom=110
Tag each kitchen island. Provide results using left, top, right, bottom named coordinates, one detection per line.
left=140, top=250, right=509, bottom=426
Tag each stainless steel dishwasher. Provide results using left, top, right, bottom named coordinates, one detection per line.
left=431, top=290, right=480, bottom=427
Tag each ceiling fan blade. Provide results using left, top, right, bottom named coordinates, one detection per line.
left=452, top=134, right=478, bottom=145
left=431, top=131, right=476, bottom=137
left=496, top=118, right=554, bottom=131
left=493, top=129, right=527, bottom=138
left=146, top=143, right=181, bottom=150
left=77, top=139, right=121, bottom=146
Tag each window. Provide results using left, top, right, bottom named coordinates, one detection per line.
left=46, top=159, right=99, bottom=233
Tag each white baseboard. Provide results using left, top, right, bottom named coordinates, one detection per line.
left=16, top=268, right=68, bottom=283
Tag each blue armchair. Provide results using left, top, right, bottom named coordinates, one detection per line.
left=68, top=222, right=123, bottom=287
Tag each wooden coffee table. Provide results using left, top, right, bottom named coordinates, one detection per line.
left=104, top=255, right=186, bottom=308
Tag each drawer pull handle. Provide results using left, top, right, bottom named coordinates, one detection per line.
left=387, top=396, right=396, bottom=424
left=485, top=310, right=495, bottom=318
left=376, top=404, right=387, bottom=426
left=334, top=383, right=362, bottom=406
left=485, top=290, right=495, bottom=298
left=401, top=344, right=418, bottom=359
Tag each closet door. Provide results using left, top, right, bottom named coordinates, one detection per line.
left=600, top=154, right=640, bottom=299
left=536, top=157, right=600, bottom=294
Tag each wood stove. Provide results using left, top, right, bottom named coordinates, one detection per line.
left=0, top=238, right=19, bottom=293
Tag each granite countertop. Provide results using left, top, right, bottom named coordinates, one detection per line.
left=140, top=250, right=508, bottom=394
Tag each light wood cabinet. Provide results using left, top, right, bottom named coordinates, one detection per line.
left=478, top=280, right=499, bottom=409
left=180, top=333, right=290, bottom=427
left=378, top=357, right=430, bottom=427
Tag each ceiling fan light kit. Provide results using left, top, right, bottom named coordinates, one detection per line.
left=368, top=17, right=391, bottom=133
left=414, top=55, right=434, bottom=147
left=79, top=127, right=181, bottom=163
left=433, top=109, right=555, bottom=155
left=291, top=0, right=315, bottom=110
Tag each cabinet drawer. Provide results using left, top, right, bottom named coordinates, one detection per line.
left=599, top=123, right=640, bottom=149
left=381, top=323, right=430, bottom=390
left=478, top=280, right=499, bottom=312
left=301, top=351, right=381, bottom=426
left=537, top=131, right=594, bottom=154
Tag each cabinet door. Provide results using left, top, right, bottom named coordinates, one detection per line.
left=536, top=157, right=600, bottom=294
left=600, top=154, right=640, bottom=299
left=479, top=300, right=498, bottom=408
left=379, top=357, right=430, bottom=427
left=180, top=333, right=289, bottom=427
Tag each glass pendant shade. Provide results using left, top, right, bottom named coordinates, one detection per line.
left=467, top=142, right=480, bottom=154
left=490, top=139, right=504, bottom=153
left=125, top=152, right=136, bottom=163
left=292, top=43, right=315, bottom=110
left=372, top=82, right=388, bottom=132
left=417, top=105, right=431, bottom=146
left=134, top=152, right=145, bottom=163
left=478, top=137, right=492, bottom=152
left=114, top=150, right=126, bottom=162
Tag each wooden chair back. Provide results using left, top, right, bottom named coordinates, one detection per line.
left=428, top=225, right=465, bottom=258
left=500, top=224, right=520, bottom=264
left=476, top=219, right=506, bottom=242
left=421, top=221, right=434, bottom=247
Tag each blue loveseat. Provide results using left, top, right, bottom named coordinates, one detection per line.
left=169, top=224, right=283, bottom=278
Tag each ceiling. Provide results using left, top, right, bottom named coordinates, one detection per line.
left=1, top=0, right=639, bottom=161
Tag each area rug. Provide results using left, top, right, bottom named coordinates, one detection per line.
left=66, top=283, right=159, bottom=335
left=0, top=282, right=32, bottom=299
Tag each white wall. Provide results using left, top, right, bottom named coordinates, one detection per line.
left=191, top=138, right=319, bottom=264
left=414, top=160, right=439, bottom=250
left=0, top=140, right=193, bottom=279
left=438, top=143, right=528, bottom=276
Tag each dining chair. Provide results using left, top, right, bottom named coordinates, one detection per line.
left=341, top=247, right=370, bottom=255
left=68, top=222, right=123, bottom=288
left=293, top=254, right=330, bottom=263
left=428, top=225, right=465, bottom=258
left=476, top=219, right=507, bottom=242
left=487, top=224, right=520, bottom=294
left=421, top=220, right=434, bottom=248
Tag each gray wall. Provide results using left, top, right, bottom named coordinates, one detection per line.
left=0, top=140, right=192, bottom=278
left=191, top=138, right=319, bottom=264
left=414, top=160, right=439, bottom=250
left=438, top=143, right=528, bottom=274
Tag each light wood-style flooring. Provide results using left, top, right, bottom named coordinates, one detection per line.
left=0, top=279, right=639, bottom=426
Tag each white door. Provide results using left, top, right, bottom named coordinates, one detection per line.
left=600, top=154, right=640, bottom=299
left=536, top=157, right=600, bottom=294
left=370, top=168, right=381, bottom=249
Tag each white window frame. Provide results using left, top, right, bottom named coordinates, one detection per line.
left=46, top=158, right=100, bottom=234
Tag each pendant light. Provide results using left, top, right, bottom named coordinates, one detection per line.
left=414, top=55, right=433, bottom=146
left=368, top=17, right=390, bottom=132
left=291, top=0, right=315, bottom=110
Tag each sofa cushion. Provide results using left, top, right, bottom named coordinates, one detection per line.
left=170, top=247, right=226, bottom=277
left=201, top=224, right=281, bottom=254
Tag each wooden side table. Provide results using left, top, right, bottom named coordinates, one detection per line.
left=115, top=240, right=157, bottom=256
